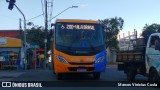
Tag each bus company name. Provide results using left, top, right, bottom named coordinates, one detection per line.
left=61, top=24, right=95, bottom=30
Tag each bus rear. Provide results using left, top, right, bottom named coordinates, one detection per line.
left=52, top=19, right=106, bottom=80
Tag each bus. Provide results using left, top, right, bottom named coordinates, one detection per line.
left=52, top=19, right=107, bottom=80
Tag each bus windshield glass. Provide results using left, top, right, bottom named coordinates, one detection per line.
left=55, top=22, right=105, bottom=51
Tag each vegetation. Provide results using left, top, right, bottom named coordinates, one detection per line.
left=142, top=23, right=160, bottom=44
left=99, top=17, right=124, bottom=51
left=18, top=22, right=52, bottom=51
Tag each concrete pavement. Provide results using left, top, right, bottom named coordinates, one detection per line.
left=0, top=68, right=51, bottom=81
left=0, top=70, right=25, bottom=81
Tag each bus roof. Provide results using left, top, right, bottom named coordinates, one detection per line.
left=56, top=19, right=100, bottom=24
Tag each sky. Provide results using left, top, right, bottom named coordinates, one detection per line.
left=0, top=0, right=160, bottom=36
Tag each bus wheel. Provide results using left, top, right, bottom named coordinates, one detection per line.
left=53, top=68, right=56, bottom=74
left=53, top=71, right=56, bottom=74
left=127, top=71, right=135, bottom=81
left=149, top=69, right=160, bottom=82
left=57, top=73, right=63, bottom=80
left=93, top=72, right=100, bottom=80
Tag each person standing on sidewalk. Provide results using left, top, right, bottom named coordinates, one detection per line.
left=39, top=54, right=44, bottom=68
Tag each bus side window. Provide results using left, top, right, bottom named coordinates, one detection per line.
left=103, top=30, right=106, bottom=43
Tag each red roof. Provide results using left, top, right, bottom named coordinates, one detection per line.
left=0, top=30, right=23, bottom=38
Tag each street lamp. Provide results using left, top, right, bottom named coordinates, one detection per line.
left=14, top=5, right=27, bottom=71
left=6, top=1, right=27, bottom=70
left=71, top=6, right=78, bottom=8
left=48, top=5, right=78, bottom=22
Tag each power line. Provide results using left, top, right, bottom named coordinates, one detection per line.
left=27, top=13, right=44, bottom=21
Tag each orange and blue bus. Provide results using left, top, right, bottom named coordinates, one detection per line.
left=52, top=19, right=106, bottom=80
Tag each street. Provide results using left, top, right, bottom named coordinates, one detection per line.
left=11, top=65, right=147, bottom=81
left=1, top=0, right=160, bottom=90
left=0, top=65, right=159, bottom=90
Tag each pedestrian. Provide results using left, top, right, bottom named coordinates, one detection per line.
left=39, top=54, right=44, bottom=68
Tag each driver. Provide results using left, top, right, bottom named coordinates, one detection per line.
left=155, top=38, right=160, bottom=50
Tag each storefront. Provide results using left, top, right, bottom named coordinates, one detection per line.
left=0, top=37, right=22, bottom=70
left=35, top=49, right=44, bottom=68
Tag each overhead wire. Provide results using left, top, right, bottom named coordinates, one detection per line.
left=27, top=13, right=44, bottom=21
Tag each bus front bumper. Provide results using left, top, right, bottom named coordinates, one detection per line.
left=54, top=61, right=106, bottom=73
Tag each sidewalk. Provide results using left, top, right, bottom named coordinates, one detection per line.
left=0, top=70, right=26, bottom=81
left=0, top=68, right=50, bottom=81
left=107, top=63, right=118, bottom=68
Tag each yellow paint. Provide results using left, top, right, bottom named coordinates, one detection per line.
left=10, top=52, right=15, bottom=56
left=53, top=49, right=95, bottom=73
left=56, top=19, right=100, bottom=24
left=0, top=37, right=22, bottom=47
left=53, top=19, right=100, bottom=74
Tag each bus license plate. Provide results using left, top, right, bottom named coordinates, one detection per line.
left=77, top=68, right=87, bottom=72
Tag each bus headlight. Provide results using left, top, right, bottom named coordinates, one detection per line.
left=55, top=55, right=68, bottom=63
left=95, top=56, right=105, bottom=63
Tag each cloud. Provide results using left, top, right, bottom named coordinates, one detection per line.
left=80, top=4, right=89, bottom=8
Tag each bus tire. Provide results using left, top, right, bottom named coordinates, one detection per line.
left=148, top=69, right=160, bottom=82
left=52, top=68, right=56, bottom=74
left=57, top=73, right=63, bottom=80
left=93, top=72, right=100, bottom=80
left=53, top=71, right=56, bottom=74
left=127, top=70, right=135, bottom=81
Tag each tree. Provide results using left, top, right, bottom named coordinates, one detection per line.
left=26, top=27, right=45, bottom=48
left=142, top=23, right=160, bottom=44
left=18, top=22, right=51, bottom=51
left=99, top=17, right=124, bottom=51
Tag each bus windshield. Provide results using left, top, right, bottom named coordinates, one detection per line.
left=55, top=22, right=105, bottom=52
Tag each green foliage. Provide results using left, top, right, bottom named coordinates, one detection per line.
left=142, top=23, right=160, bottom=44
left=27, top=22, right=34, bottom=26
left=99, top=17, right=124, bottom=51
left=26, top=27, right=45, bottom=48
left=25, top=23, right=51, bottom=51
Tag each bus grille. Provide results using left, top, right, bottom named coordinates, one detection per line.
left=68, top=67, right=94, bottom=71
left=68, top=62, right=94, bottom=65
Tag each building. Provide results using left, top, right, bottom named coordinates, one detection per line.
left=0, top=37, right=23, bottom=69
left=0, top=30, right=25, bottom=70
left=0, top=30, right=23, bottom=38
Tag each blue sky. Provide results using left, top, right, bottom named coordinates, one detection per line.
left=0, top=0, right=160, bottom=35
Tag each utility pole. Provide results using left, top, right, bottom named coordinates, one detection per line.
left=19, top=18, right=22, bottom=40
left=7, top=0, right=27, bottom=71
left=44, top=0, right=48, bottom=69
left=15, top=5, right=27, bottom=71
left=48, top=0, right=54, bottom=30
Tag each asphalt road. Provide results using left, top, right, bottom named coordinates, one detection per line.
left=11, top=65, right=148, bottom=81
left=0, top=65, right=159, bottom=90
